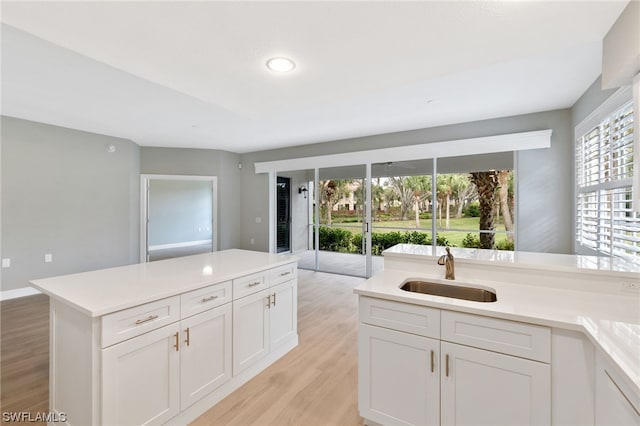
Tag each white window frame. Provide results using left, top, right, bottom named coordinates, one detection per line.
left=574, top=86, right=638, bottom=259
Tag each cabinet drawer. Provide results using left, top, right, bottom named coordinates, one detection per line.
left=233, top=271, right=268, bottom=299
left=101, top=296, right=180, bottom=347
left=269, top=263, right=297, bottom=286
left=181, top=280, right=232, bottom=318
left=441, top=311, right=550, bottom=363
left=360, top=296, right=440, bottom=339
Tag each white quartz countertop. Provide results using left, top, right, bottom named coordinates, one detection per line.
left=384, top=244, right=640, bottom=276
left=31, top=249, right=297, bottom=317
left=354, top=268, right=640, bottom=396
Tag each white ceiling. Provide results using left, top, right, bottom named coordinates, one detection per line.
left=0, top=1, right=629, bottom=153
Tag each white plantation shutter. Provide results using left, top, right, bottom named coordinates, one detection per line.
left=576, top=94, right=639, bottom=259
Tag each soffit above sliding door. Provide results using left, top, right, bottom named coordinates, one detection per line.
left=254, top=129, right=551, bottom=173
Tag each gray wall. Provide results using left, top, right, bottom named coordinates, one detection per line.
left=1, top=116, right=140, bottom=292
left=240, top=109, right=574, bottom=254
left=602, top=0, right=640, bottom=89
left=148, top=179, right=213, bottom=247
left=571, top=76, right=618, bottom=127
left=140, top=147, right=241, bottom=250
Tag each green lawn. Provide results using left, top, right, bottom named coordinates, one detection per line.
left=323, top=216, right=512, bottom=247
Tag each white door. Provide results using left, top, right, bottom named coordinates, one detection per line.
left=595, top=354, right=640, bottom=426
left=180, top=303, right=232, bottom=409
left=358, top=324, right=440, bottom=426
left=269, top=280, right=297, bottom=350
left=441, top=341, right=550, bottom=426
left=102, top=323, right=180, bottom=426
left=232, top=289, right=270, bottom=375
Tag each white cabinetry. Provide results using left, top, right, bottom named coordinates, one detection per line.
left=233, top=289, right=270, bottom=374
left=359, top=324, right=440, bottom=426
left=180, top=304, right=232, bottom=409
left=440, top=341, right=550, bottom=425
left=102, top=323, right=181, bottom=426
left=46, top=258, right=298, bottom=426
left=595, top=351, right=640, bottom=426
left=358, top=297, right=551, bottom=426
left=101, top=286, right=233, bottom=425
left=269, top=279, right=297, bottom=349
left=232, top=268, right=298, bottom=375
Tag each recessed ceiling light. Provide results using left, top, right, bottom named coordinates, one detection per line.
left=266, top=57, right=296, bottom=73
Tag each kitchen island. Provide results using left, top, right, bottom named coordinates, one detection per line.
left=355, top=244, right=640, bottom=426
left=31, top=249, right=298, bottom=426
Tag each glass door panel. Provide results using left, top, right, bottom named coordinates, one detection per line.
left=316, top=164, right=367, bottom=277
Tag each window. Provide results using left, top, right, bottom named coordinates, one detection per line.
left=575, top=93, right=639, bottom=259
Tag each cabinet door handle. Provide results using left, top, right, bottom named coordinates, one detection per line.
left=135, top=315, right=159, bottom=325
left=201, top=295, right=218, bottom=303
left=248, top=281, right=261, bottom=287
left=445, top=354, right=450, bottom=377
left=174, top=332, right=179, bottom=352
left=272, top=292, right=277, bottom=307
left=430, top=350, right=435, bottom=373
left=266, top=295, right=271, bottom=309
left=184, top=327, right=190, bottom=346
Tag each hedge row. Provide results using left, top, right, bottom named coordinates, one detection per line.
left=316, top=226, right=450, bottom=256
left=316, top=226, right=514, bottom=254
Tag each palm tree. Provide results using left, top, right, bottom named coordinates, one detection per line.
left=406, top=176, right=431, bottom=228
left=455, top=179, right=476, bottom=218
left=469, top=171, right=499, bottom=249
left=371, top=178, right=385, bottom=220
left=497, top=170, right=514, bottom=242
left=320, top=180, right=349, bottom=226
left=388, top=176, right=415, bottom=220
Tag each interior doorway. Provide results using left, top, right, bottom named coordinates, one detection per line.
left=276, top=176, right=291, bottom=253
left=140, top=175, right=217, bottom=262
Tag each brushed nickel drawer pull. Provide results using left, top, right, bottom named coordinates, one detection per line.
left=280, top=271, right=290, bottom=276
left=184, top=327, right=190, bottom=346
left=248, top=281, right=261, bottom=287
left=430, top=350, right=435, bottom=373
left=446, top=354, right=450, bottom=377
left=135, top=315, right=159, bottom=325
left=202, top=295, right=218, bottom=303
left=174, top=332, right=179, bottom=351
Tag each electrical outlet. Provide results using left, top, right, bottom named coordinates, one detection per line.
left=250, top=238, right=255, bottom=245
left=45, top=253, right=53, bottom=263
left=255, top=217, right=262, bottom=224
left=621, top=281, right=640, bottom=292
left=1, top=258, right=10, bottom=268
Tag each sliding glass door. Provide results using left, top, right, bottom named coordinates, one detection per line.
left=313, top=164, right=369, bottom=277
left=275, top=152, right=516, bottom=278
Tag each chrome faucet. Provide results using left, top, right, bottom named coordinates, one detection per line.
left=437, top=247, right=455, bottom=280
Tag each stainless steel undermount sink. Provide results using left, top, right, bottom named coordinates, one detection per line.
left=400, top=280, right=497, bottom=302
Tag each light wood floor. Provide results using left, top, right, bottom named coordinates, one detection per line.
left=0, top=270, right=365, bottom=426
left=0, top=294, right=49, bottom=423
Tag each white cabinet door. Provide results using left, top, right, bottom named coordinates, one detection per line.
left=359, top=324, right=440, bottom=426
left=595, top=353, right=640, bottom=426
left=102, top=323, right=180, bottom=426
left=441, top=341, right=550, bottom=426
left=180, top=303, right=232, bottom=409
left=233, top=289, right=270, bottom=375
left=269, top=279, right=297, bottom=350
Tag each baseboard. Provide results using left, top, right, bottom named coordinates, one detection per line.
left=0, top=286, right=41, bottom=301
left=149, top=240, right=212, bottom=251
